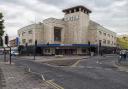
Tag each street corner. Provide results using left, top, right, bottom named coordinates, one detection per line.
left=114, top=61, right=128, bottom=72
left=0, top=63, right=56, bottom=89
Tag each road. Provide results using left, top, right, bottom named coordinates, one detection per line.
left=1, top=54, right=128, bottom=89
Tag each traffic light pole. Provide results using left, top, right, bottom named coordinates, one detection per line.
left=34, top=40, right=37, bottom=60
left=9, top=46, right=11, bottom=64
left=3, top=47, right=6, bottom=62
left=98, top=44, right=100, bottom=56
left=5, top=34, right=12, bottom=64
left=34, top=46, right=35, bottom=60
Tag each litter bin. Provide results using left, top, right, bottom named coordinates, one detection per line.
left=91, top=52, right=94, bottom=56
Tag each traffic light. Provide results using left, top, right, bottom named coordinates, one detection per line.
left=0, top=37, right=3, bottom=46
left=35, top=40, right=37, bottom=47
left=88, top=41, right=90, bottom=46
left=5, top=35, right=9, bottom=45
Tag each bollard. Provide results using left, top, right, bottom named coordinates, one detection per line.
left=28, top=68, right=31, bottom=72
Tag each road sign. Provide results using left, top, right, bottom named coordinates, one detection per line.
left=16, top=37, right=19, bottom=46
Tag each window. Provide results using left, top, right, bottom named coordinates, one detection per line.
left=75, top=16, right=79, bottom=20
left=103, top=39, right=106, bottom=44
left=107, top=40, right=110, bottom=44
left=28, top=39, right=32, bottom=43
left=45, top=49, right=50, bottom=53
left=28, top=30, right=32, bottom=34
left=104, top=33, right=106, bottom=36
left=70, top=17, right=73, bottom=21
left=108, top=34, right=110, bottom=37
left=54, top=27, right=62, bottom=41
left=22, top=32, right=25, bottom=36
left=22, top=39, right=26, bottom=44
left=112, top=41, right=113, bottom=45
left=99, top=31, right=102, bottom=35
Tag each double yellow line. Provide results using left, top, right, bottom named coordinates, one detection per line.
left=71, top=60, right=81, bottom=67
left=46, top=80, right=64, bottom=89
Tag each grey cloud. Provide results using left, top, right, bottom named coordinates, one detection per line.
left=38, top=0, right=66, bottom=6
left=0, top=0, right=128, bottom=35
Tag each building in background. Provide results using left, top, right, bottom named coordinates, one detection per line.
left=117, top=34, right=128, bottom=49
left=18, top=23, right=43, bottom=46
left=18, top=5, right=117, bottom=55
left=9, top=38, right=16, bottom=47
left=88, top=21, right=117, bottom=53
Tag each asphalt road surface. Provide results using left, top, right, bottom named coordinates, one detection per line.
left=1, top=54, right=128, bottom=89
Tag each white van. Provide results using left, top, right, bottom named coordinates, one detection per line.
left=11, top=47, right=19, bottom=56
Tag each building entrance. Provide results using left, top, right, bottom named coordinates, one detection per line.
left=55, top=49, right=77, bottom=55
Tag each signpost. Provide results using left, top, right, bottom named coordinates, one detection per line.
left=16, top=37, right=19, bottom=46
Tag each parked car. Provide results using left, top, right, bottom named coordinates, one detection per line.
left=11, top=51, right=19, bottom=56
left=0, top=50, right=3, bottom=55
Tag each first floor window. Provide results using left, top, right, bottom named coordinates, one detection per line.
left=54, top=27, right=62, bottom=42
left=29, top=39, right=32, bottom=43
left=22, top=39, right=26, bottom=44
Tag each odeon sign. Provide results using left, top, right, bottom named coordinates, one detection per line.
left=64, top=15, right=79, bottom=21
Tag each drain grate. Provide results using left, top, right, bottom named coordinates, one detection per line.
left=0, top=68, right=6, bottom=88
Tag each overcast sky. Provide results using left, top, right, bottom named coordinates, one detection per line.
left=0, top=0, right=128, bottom=38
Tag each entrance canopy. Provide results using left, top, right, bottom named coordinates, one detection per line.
left=37, top=44, right=98, bottom=48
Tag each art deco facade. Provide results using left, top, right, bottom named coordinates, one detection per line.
left=18, top=5, right=117, bottom=55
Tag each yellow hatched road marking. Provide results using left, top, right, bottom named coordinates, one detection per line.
left=71, top=60, right=81, bottom=67
left=46, top=80, right=64, bottom=89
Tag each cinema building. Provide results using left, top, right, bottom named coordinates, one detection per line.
left=18, top=5, right=117, bottom=55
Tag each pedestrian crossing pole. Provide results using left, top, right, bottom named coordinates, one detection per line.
left=98, top=40, right=101, bottom=56
left=5, top=34, right=11, bottom=64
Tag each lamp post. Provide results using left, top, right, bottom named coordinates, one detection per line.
left=28, top=18, right=37, bottom=59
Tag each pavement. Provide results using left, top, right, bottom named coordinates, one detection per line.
left=0, top=61, right=54, bottom=89
left=17, top=56, right=89, bottom=62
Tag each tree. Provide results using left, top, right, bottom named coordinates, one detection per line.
left=0, top=12, right=4, bottom=46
